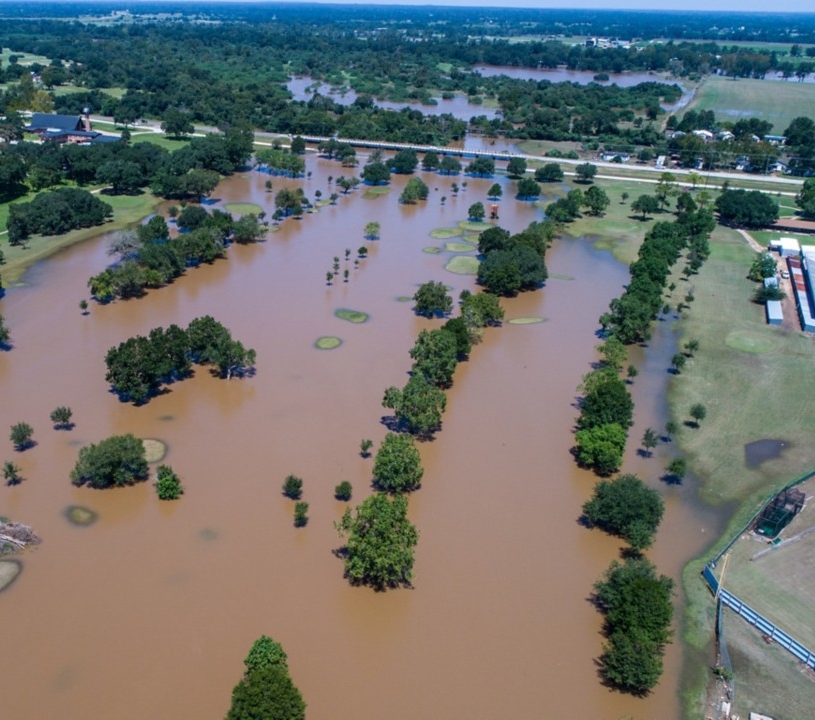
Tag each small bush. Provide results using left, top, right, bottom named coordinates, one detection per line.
left=155, top=465, right=183, bottom=500
left=335, top=481, right=353, bottom=501
left=282, top=474, right=303, bottom=499
left=293, top=502, right=309, bottom=527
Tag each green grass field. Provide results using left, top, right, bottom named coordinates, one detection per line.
left=724, top=606, right=815, bottom=720
left=715, top=485, right=815, bottom=650
left=0, top=47, right=51, bottom=66
left=1, top=191, right=159, bottom=284
left=130, top=134, right=190, bottom=152
left=51, top=85, right=128, bottom=99
left=560, top=178, right=656, bottom=264
left=670, top=225, right=815, bottom=507
left=685, top=75, right=815, bottom=135
left=671, top=224, right=815, bottom=717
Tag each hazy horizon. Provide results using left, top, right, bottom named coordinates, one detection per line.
left=34, top=0, right=815, bottom=13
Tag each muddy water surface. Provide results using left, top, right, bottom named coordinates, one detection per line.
left=1, top=160, right=717, bottom=719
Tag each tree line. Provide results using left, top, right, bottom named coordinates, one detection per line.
left=87, top=208, right=265, bottom=303
left=336, top=279, right=506, bottom=589
left=0, top=124, right=253, bottom=205
left=105, top=316, right=255, bottom=404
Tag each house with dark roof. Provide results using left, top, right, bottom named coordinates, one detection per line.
left=26, top=113, right=119, bottom=145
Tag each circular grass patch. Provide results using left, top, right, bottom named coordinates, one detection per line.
left=363, top=187, right=391, bottom=199
left=445, top=242, right=476, bottom=253
left=444, top=256, right=480, bottom=275
left=508, top=317, right=548, bottom=325
left=0, top=559, right=22, bottom=594
left=724, top=331, right=775, bottom=354
left=142, top=439, right=167, bottom=463
left=223, top=202, right=263, bottom=216
left=315, top=336, right=343, bottom=350
left=458, top=221, right=489, bottom=233
left=423, top=246, right=443, bottom=254
left=430, top=227, right=462, bottom=239
left=335, top=308, right=369, bottom=324
left=396, top=296, right=412, bottom=303
left=64, top=505, right=98, bottom=527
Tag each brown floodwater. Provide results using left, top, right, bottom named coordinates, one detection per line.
left=0, top=159, right=722, bottom=719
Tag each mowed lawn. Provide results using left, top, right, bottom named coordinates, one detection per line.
left=715, top=479, right=815, bottom=651
left=669, top=225, right=815, bottom=509
left=724, top=605, right=815, bottom=720
left=686, top=75, right=815, bottom=134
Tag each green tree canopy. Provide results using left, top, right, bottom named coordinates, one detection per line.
left=631, top=194, right=659, bottom=220
left=409, top=328, right=459, bottom=389
left=70, top=434, right=148, bottom=488
left=516, top=177, right=541, bottom=199
left=361, top=161, right=391, bottom=185
left=747, top=252, right=777, bottom=281
left=582, top=474, right=665, bottom=551
left=336, top=493, right=418, bottom=589
left=399, top=177, right=429, bottom=204
left=593, top=557, right=674, bottom=695
left=466, top=157, right=495, bottom=176
left=389, top=149, right=419, bottom=174
left=535, top=163, right=564, bottom=182
left=577, top=375, right=634, bottom=431
left=413, top=280, right=453, bottom=318
left=575, top=162, right=598, bottom=183
left=467, top=201, right=486, bottom=221
left=506, top=156, right=527, bottom=178
left=226, top=665, right=306, bottom=720
left=373, top=432, right=424, bottom=494
left=796, top=177, right=815, bottom=219
left=243, top=636, right=288, bottom=675
left=161, top=108, right=194, bottom=138
left=584, top=185, right=610, bottom=216
left=574, top=423, right=626, bottom=475
left=383, top=375, right=447, bottom=437
left=715, top=189, right=779, bottom=228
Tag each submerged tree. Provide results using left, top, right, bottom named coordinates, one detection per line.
left=227, top=637, right=305, bottom=720
left=336, top=492, right=418, bottom=589
left=372, top=433, right=424, bottom=494
left=582, top=474, right=665, bottom=551
left=70, top=434, right=148, bottom=488
left=9, top=422, right=34, bottom=451
left=155, top=465, right=183, bottom=500
left=413, top=281, right=453, bottom=318
left=50, top=406, right=74, bottom=430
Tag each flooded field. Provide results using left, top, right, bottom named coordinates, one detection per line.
left=0, top=157, right=722, bottom=719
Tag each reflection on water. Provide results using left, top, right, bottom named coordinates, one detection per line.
left=0, top=157, right=721, bottom=719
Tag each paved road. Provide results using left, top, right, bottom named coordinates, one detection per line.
left=91, top=114, right=805, bottom=190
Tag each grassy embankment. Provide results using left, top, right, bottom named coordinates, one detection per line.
left=673, top=225, right=815, bottom=719
left=538, top=176, right=815, bottom=717
left=683, top=75, right=815, bottom=135
left=1, top=192, right=159, bottom=285
left=0, top=132, right=194, bottom=284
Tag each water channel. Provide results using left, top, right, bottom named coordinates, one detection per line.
left=287, top=65, right=692, bottom=125
left=0, top=158, right=724, bottom=719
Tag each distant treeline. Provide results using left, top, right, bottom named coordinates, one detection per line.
left=0, top=10, right=811, bottom=144
left=1, top=4, right=813, bottom=44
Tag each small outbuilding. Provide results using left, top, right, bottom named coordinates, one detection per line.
left=767, top=237, right=801, bottom=257
left=766, top=300, right=783, bottom=325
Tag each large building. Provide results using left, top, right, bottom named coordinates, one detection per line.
left=26, top=112, right=119, bottom=145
